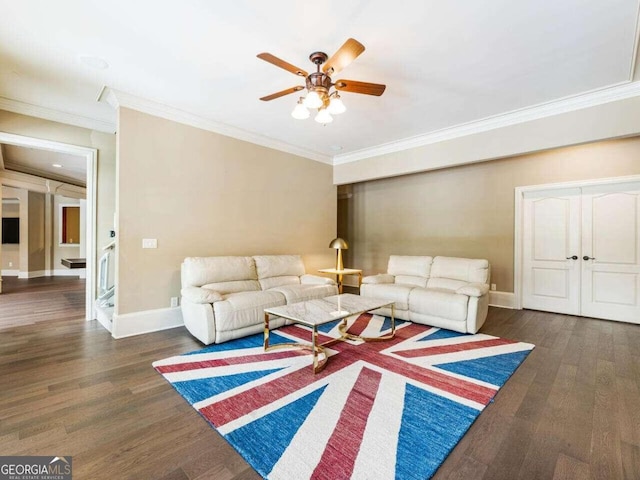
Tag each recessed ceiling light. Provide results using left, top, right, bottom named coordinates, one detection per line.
left=79, top=55, right=109, bottom=70
left=52, top=164, right=62, bottom=168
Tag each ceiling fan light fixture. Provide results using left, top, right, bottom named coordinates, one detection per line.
left=303, top=90, right=323, bottom=109
left=315, top=108, right=333, bottom=124
left=291, top=99, right=310, bottom=119
left=328, top=94, right=346, bottom=115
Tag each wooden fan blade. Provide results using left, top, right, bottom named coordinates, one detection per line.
left=257, top=53, right=308, bottom=77
left=323, top=38, right=365, bottom=75
left=259, top=86, right=304, bottom=101
left=334, top=79, right=386, bottom=96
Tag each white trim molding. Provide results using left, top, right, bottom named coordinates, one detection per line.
left=489, top=291, right=516, bottom=309
left=99, top=87, right=332, bottom=165
left=0, top=131, right=98, bottom=321
left=0, top=96, right=116, bottom=134
left=1, top=269, right=19, bottom=276
left=111, top=306, right=184, bottom=339
left=18, top=270, right=46, bottom=279
left=513, top=174, right=640, bottom=310
left=334, top=81, right=640, bottom=165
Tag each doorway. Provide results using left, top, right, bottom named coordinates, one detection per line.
left=515, top=175, right=640, bottom=324
left=0, top=132, right=97, bottom=320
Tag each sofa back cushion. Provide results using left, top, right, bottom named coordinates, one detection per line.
left=387, top=255, right=432, bottom=287
left=254, top=255, right=305, bottom=290
left=181, top=256, right=258, bottom=291
left=430, top=256, right=490, bottom=284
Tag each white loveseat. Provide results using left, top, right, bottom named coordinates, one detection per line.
left=361, top=255, right=490, bottom=333
left=180, top=255, right=338, bottom=344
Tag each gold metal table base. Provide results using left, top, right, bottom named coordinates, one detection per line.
left=263, top=304, right=395, bottom=374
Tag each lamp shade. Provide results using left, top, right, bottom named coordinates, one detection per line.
left=329, top=237, right=348, bottom=250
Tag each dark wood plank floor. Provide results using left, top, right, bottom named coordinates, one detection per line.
left=1, top=278, right=639, bottom=479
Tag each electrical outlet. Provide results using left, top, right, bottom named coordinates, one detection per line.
left=8, top=262, right=12, bottom=267
left=170, top=297, right=179, bottom=308
left=142, top=238, right=157, bottom=249
left=491, top=283, right=497, bottom=291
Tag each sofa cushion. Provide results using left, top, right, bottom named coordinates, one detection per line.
left=181, top=286, right=223, bottom=304
left=213, top=290, right=285, bottom=332
left=182, top=256, right=257, bottom=287
left=362, top=274, right=395, bottom=285
left=360, top=283, right=414, bottom=311
left=409, top=288, right=468, bottom=322
left=201, top=280, right=261, bottom=295
left=457, top=283, right=490, bottom=297
left=431, top=257, right=489, bottom=284
left=387, top=255, right=433, bottom=278
left=395, top=275, right=428, bottom=287
left=426, top=277, right=469, bottom=291
left=254, top=255, right=306, bottom=290
left=268, top=284, right=338, bottom=304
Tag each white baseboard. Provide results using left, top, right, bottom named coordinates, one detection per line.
left=18, top=270, right=47, bottom=279
left=112, top=306, right=184, bottom=339
left=52, top=268, right=86, bottom=277
left=7, top=269, right=84, bottom=278
left=489, top=291, right=517, bottom=309
left=95, top=304, right=114, bottom=333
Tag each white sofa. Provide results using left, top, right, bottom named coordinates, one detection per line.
left=361, top=255, right=490, bottom=333
left=180, top=255, right=338, bottom=344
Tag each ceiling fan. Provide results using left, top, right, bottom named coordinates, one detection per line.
left=257, top=38, right=386, bottom=124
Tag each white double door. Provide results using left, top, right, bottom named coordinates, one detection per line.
left=522, top=181, right=640, bottom=323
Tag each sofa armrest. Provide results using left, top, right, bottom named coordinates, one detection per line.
left=300, top=274, right=336, bottom=285
left=456, top=283, right=490, bottom=297
left=362, top=274, right=395, bottom=285
left=181, top=286, right=223, bottom=304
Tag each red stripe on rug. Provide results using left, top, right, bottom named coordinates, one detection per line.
left=346, top=313, right=373, bottom=336
left=372, top=356, right=496, bottom=405
left=394, top=337, right=517, bottom=358
left=311, top=367, right=382, bottom=479
left=154, top=349, right=307, bottom=374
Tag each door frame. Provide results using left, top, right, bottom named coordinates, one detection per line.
left=514, top=174, right=640, bottom=310
left=0, top=131, right=97, bottom=320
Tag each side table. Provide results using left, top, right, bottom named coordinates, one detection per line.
left=318, top=268, right=363, bottom=294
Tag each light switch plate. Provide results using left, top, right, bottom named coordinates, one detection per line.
left=142, top=238, right=157, bottom=249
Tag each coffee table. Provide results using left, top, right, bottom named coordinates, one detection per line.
left=264, top=293, right=395, bottom=374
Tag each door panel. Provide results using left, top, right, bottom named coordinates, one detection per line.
left=523, top=188, right=581, bottom=315
left=581, top=184, right=640, bottom=323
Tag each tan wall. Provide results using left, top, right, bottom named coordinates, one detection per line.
left=116, top=108, right=336, bottom=315
left=342, top=136, right=640, bottom=292
left=27, top=191, right=45, bottom=272
left=0, top=109, right=117, bottom=277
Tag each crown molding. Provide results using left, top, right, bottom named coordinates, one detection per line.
left=99, top=88, right=333, bottom=165
left=0, top=96, right=116, bottom=134
left=333, top=81, right=640, bottom=165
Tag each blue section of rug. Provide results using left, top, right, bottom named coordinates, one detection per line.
left=435, top=349, right=533, bottom=386
left=153, top=319, right=534, bottom=480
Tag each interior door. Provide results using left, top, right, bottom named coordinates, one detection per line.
left=522, top=188, right=581, bottom=315
left=581, top=182, right=640, bottom=323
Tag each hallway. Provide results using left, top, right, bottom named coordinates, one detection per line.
left=0, top=276, right=85, bottom=330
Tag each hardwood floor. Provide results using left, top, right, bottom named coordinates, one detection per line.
left=1, top=279, right=639, bottom=479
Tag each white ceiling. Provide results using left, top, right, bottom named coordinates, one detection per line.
left=0, top=0, right=639, bottom=163
left=1, top=144, right=86, bottom=186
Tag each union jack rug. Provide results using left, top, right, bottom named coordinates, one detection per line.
left=153, top=314, right=534, bottom=480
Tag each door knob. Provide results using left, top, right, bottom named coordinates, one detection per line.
left=583, top=256, right=595, bottom=261
left=566, top=255, right=578, bottom=260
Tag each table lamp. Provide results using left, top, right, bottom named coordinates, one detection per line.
left=329, top=237, right=348, bottom=271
